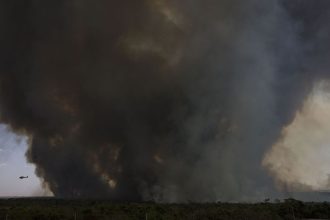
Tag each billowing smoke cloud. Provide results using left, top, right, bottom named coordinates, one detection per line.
left=0, top=0, right=329, bottom=202
left=263, top=82, right=330, bottom=192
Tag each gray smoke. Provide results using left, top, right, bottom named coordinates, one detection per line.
left=0, top=0, right=329, bottom=202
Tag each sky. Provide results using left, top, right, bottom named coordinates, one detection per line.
left=0, top=125, right=44, bottom=197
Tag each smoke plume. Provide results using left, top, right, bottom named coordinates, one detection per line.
left=263, top=82, right=330, bottom=192
left=0, top=0, right=329, bottom=201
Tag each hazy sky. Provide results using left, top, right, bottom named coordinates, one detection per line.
left=0, top=125, right=43, bottom=197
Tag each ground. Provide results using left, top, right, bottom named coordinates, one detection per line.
left=0, top=198, right=329, bottom=219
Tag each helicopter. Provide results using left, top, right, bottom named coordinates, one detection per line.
left=19, top=176, right=28, bottom=179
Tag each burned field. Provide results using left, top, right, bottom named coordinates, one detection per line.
left=0, top=198, right=330, bottom=220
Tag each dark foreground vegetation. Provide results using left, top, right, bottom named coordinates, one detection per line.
left=0, top=198, right=330, bottom=220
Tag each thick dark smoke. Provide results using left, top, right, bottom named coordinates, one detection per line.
left=0, top=0, right=329, bottom=201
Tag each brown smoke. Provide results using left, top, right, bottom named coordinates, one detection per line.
left=0, top=0, right=329, bottom=201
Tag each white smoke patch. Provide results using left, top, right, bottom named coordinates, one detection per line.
left=263, top=81, right=330, bottom=192
left=31, top=182, right=54, bottom=197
